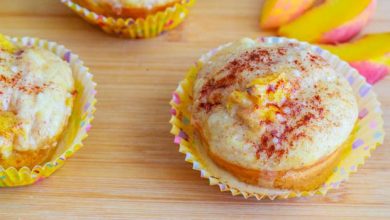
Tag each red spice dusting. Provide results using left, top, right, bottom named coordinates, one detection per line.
left=318, top=107, right=324, bottom=117
left=208, top=92, right=223, bottom=104
left=314, top=95, right=321, bottom=102
left=255, top=136, right=286, bottom=159
left=200, top=72, right=237, bottom=98
left=307, top=53, right=328, bottom=68
left=266, top=84, right=275, bottom=94
left=293, top=132, right=307, bottom=140
left=18, top=86, right=27, bottom=92
left=288, top=43, right=297, bottom=47
left=255, top=90, right=326, bottom=159
left=261, top=136, right=269, bottom=146
left=277, top=48, right=287, bottom=56
left=199, top=102, right=220, bottom=113
left=274, top=79, right=285, bottom=90
left=296, top=113, right=315, bottom=130
left=270, top=130, right=278, bottom=136
left=308, top=53, right=321, bottom=62
left=293, top=59, right=306, bottom=72
left=17, top=84, right=48, bottom=95
left=0, top=72, right=48, bottom=95
left=290, top=81, right=300, bottom=90
left=275, top=149, right=286, bottom=157
left=0, top=72, right=22, bottom=87
left=256, top=50, right=272, bottom=63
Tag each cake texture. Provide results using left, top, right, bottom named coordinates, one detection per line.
left=191, top=38, right=358, bottom=190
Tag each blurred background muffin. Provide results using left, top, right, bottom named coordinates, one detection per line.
left=63, top=0, right=195, bottom=38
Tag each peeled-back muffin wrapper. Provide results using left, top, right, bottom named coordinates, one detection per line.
left=169, top=36, right=385, bottom=200
left=0, top=36, right=96, bottom=187
left=61, top=0, right=195, bottom=38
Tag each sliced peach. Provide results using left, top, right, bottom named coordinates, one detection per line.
left=260, top=0, right=316, bottom=29
left=278, top=0, right=376, bottom=44
left=320, top=33, right=390, bottom=84
left=349, top=60, right=389, bottom=84
left=320, top=33, right=390, bottom=61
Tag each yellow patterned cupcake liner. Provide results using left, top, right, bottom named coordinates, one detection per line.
left=0, top=36, right=96, bottom=187
left=61, top=0, right=195, bottom=38
left=169, top=36, right=385, bottom=200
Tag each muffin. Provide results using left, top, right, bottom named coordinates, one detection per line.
left=0, top=35, right=75, bottom=169
left=63, top=0, right=194, bottom=38
left=191, top=38, right=358, bottom=191
left=72, top=0, right=181, bottom=19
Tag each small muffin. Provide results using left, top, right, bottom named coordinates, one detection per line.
left=72, top=0, right=181, bottom=19
left=0, top=35, right=75, bottom=169
left=191, top=38, right=358, bottom=191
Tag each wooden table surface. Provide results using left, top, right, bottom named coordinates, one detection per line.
left=0, top=0, right=389, bottom=219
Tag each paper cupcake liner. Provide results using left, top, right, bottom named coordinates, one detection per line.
left=61, top=0, right=195, bottom=38
left=0, top=36, right=97, bottom=187
left=169, top=36, right=385, bottom=200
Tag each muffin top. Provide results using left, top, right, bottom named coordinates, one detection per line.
left=77, top=0, right=180, bottom=9
left=114, top=0, right=179, bottom=8
left=192, top=38, right=358, bottom=171
left=72, top=0, right=181, bottom=18
left=0, top=37, right=74, bottom=158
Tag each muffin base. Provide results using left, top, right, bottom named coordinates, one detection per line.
left=206, top=139, right=350, bottom=191
left=195, top=122, right=355, bottom=191
left=0, top=147, right=57, bottom=169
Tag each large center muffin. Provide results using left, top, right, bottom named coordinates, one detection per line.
left=0, top=37, right=75, bottom=168
left=191, top=38, right=358, bottom=191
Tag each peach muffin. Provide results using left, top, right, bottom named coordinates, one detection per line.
left=191, top=38, right=358, bottom=191
left=0, top=35, right=75, bottom=169
left=72, top=0, right=181, bottom=18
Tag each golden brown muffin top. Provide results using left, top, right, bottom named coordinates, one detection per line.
left=192, top=38, right=358, bottom=171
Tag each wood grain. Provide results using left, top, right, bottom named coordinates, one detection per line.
left=0, top=0, right=389, bottom=219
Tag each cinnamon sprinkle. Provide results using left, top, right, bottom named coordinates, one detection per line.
left=199, top=102, right=220, bottom=113
left=293, top=59, right=306, bottom=72
left=277, top=48, right=287, bottom=56
left=0, top=72, right=49, bottom=95
left=255, top=92, right=326, bottom=159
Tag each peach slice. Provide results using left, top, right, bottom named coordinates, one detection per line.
left=320, top=33, right=390, bottom=84
left=260, top=0, right=316, bottom=29
left=278, top=0, right=376, bottom=44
